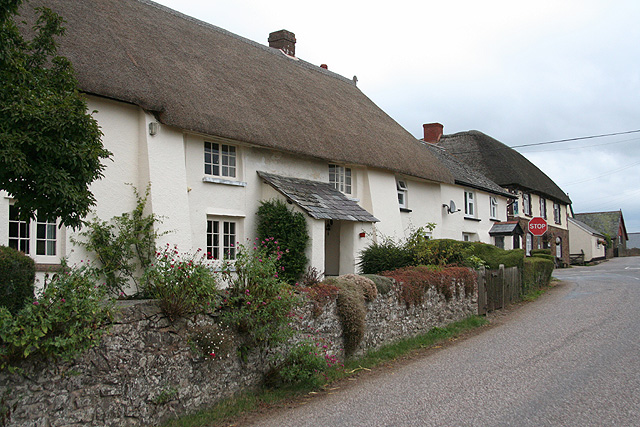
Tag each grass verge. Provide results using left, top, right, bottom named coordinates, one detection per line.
left=161, top=315, right=488, bottom=427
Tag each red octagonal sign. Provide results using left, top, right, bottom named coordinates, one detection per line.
left=528, top=217, right=548, bottom=236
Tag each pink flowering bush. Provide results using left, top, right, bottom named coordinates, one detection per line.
left=0, top=260, right=114, bottom=371
left=220, top=240, right=300, bottom=360
left=142, top=245, right=219, bottom=321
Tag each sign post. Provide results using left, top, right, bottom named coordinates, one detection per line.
left=528, top=217, right=548, bottom=236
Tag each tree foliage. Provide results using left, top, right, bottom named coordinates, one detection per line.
left=0, top=0, right=111, bottom=228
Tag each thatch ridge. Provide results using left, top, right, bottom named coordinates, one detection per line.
left=19, top=0, right=453, bottom=185
left=438, top=130, right=571, bottom=204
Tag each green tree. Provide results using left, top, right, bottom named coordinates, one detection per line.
left=0, top=0, right=111, bottom=228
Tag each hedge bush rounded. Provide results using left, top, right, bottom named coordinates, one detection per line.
left=0, top=246, right=35, bottom=314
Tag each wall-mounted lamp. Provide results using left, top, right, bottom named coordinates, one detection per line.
left=148, top=122, right=159, bottom=136
left=359, top=232, right=366, bottom=238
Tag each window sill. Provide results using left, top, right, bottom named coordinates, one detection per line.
left=202, top=176, right=247, bottom=187
left=464, top=217, right=481, bottom=222
left=490, top=218, right=501, bottom=222
left=35, top=263, right=62, bottom=272
left=400, top=208, right=412, bottom=213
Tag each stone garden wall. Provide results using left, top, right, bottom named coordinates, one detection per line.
left=0, top=281, right=475, bottom=426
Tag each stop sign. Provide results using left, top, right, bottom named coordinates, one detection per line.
left=528, top=217, right=548, bottom=236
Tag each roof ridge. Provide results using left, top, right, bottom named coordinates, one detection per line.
left=139, top=0, right=356, bottom=86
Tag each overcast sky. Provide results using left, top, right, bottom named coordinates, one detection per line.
left=154, top=0, right=640, bottom=233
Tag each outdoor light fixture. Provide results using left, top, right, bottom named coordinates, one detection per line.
left=149, top=122, right=159, bottom=136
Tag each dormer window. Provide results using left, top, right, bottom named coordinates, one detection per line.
left=329, top=164, right=351, bottom=194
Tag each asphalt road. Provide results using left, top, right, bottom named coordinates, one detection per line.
left=245, top=256, right=640, bottom=427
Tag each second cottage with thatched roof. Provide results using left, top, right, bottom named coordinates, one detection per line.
left=4, top=0, right=515, bottom=283
left=428, top=125, right=573, bottom=266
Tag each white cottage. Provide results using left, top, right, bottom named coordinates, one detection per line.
left=4, top=0, right=512, bottom=286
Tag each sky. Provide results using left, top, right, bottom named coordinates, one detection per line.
left=154, top=0, right=640, bottom=232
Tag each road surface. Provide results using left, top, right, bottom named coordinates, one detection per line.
left=245, top=257, right=640, bottom=426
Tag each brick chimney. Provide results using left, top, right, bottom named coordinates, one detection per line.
left=422, top=123, right=444, bottom=143
left=268, top=30, right=296, bottom=56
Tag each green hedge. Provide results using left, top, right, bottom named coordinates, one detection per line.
left=0, top=246, right=35, bottom=314
left=523, top=257, right=554, bottom=291
left=531, top=249, right=552, bottom=256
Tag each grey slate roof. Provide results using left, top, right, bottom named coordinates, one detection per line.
left=19, top=0, right=454, bottom=186
left=257, top=172, right=379, bottom=222
left=423, top=143, right=513, bottom=198
left=438, top=131, right=572, bottom=205
left=573, top=211, right=628, bottom=240
left=489, top=221, right=524, bottom=236
left=568, top=217, right=605, bottom=238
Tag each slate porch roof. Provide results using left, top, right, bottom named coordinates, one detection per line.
left=257, top=172, right=379, bottom=222
left=489, top=221, right=525, bottom=236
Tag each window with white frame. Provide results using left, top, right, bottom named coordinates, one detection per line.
left=204, top=142, right=237, bottom=178
left=206, top=218, right=238, bottom=260
left=8, top=205, right=58, bottom=258
left=462, top=232, right=476, bottom=242
left=464, top=190, right=475, bottom=217
left=553, top=202, right=562, bottom=224
left=490, top=197, right=498, bottom=219
left=522, top=193, right=532, bottom=216
left=539, top=197, right=547, bottom=219
left=397, top=180, right=408, bottom=208
left=329, top=164, right=352, bottom=194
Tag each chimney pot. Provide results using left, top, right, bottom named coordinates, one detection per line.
left=320, top=64, right=328, bottom=69
left=268, top=29, right=296, bottom=56
left=423, top=123, right=444, bottom=143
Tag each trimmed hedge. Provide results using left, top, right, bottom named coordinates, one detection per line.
left=523, top=257, right=554, bottom=290
left=0, top=246, right=35, bottom=314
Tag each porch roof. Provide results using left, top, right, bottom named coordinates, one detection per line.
left=489, top=221, right=525, bottom=236
left=258, top=171, right=379, bottom=222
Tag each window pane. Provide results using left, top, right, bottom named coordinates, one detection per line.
left=47, top=240, right=56, bottom=256
left=213, top=165, right=219, bottom=176
left=37, top=223, right=46, bottom=239
left=9, top=222, right=18, bottom=237
left=36, top=240, right=45, bottom=256
left=48, top=224, right=56, bottom=239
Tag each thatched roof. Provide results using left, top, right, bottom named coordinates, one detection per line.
left=438, top=131, right=571, bottom=204
left=258, top=172, right=378, bottom=222
left=573, top=211, right=627, bottom=240
left=422, top=143, right=512, bottom=198
left=20, top=0, right=453, bottom=185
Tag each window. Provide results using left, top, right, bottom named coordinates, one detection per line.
left=329, top=164, right=352, bottom=194
left=522, top=193, right=531, bottom=216
left=539, top=197, right=547, bottom=219
left=207, top=218, right=237, bottom=260
left=553, top=203, right=562, bottom=224
left=512, top=200, right=519, bottom=216
left=494, top=236, right=505, bottom=249
left=204, top=142, right=236, bottom=178
left=8, top=205, right=58, bottom=258
left=462, top=233, right=476, bottom=242
left=490, top=197, right=498, bottom=219
left=464, top=191, right=475, bottom=217
left=397, top=180, right=408, bottom=208
left=8, top=205, right=30, bottom=253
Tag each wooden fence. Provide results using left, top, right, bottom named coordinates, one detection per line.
left=476, top=265, right=522, bottom=315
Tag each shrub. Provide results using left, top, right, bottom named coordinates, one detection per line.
left=358, top=239, right=412, bottom=274
left=266, top=338, right=340, bottom=388
left=0, top=246, right=35, bottom=315
left=324, top=274, right=377, bottom=357
left=531, top=249, right=552, bottom=256
left=142, top=245, right=219, bottom=321
left=75, top=184, right=164, bottom=296
left=383, top=266, right=477, bottom=307
left=220, top=241, right=300, bottom=360
left=466, top=244, right=524, bottom=269
left=299, top=282, right=339, bottom=317
left=256, top=199, right=309, bottom=283
left=523, top=257, right=554, bottom=291
left=362, top=274, right=394, bottom=295
left=0, top=261, right=114, bottom=370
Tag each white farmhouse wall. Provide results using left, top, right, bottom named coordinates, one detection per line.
left=568, top=219, right=605, bottom=261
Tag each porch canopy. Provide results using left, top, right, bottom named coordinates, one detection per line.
left=258, top=171, right=378, bottom=222
left=489, top=221, right=524, bottom=236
